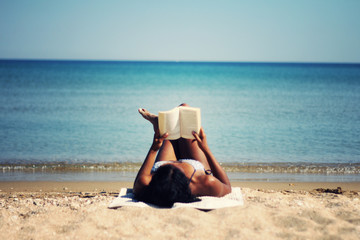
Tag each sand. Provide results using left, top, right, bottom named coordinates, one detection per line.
left=1, top=181, right=359, bottom=240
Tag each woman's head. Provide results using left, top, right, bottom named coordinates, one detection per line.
left=135, top=164, right=199, bottom=208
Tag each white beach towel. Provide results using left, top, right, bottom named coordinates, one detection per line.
left=108, top=187, right=244, bottom=210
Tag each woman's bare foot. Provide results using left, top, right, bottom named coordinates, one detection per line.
left=138, top=108, right=159, bottom=133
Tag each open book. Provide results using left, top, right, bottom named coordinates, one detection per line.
left=158, top=106, right=201, bottom=140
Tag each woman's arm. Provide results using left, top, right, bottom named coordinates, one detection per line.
left=133, top=132, right=168, bottom=194
left=192, top=128, right=231, bottom=196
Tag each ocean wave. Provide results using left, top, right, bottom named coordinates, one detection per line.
left=1, top=162, right=359, bottom=175
left=221, top=162, right=360, bottom=174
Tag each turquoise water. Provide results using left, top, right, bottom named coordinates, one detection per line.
left=1, top=60, right=359, bottom=181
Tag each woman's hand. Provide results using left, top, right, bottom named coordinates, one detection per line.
left=192, top=128, right=210, bottom=152
left=151, top=132, right=168, bottom=151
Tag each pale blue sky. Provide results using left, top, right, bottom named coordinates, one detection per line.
left=1, top=0, right=359, bottom=63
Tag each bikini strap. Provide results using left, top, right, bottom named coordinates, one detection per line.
left=188, top=168, right=196, bottom=184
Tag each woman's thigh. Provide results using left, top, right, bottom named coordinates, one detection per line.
left=177, top=138, right=211, bottom=170
left=155, top=140, right=177, bottom=162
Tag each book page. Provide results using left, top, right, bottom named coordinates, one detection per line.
left=179, top=107, right=201, bottom=139
left=158, top=107, right=181, bottom=140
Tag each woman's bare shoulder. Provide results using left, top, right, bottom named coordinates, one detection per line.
left=192, top=174, right=230, bottom=197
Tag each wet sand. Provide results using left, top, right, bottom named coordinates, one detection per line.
left=1, top=181, right=359, bottom=239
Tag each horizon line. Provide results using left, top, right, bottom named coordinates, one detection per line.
left=1, top=58, right=360, bottom=65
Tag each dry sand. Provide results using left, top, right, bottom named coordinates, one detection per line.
left=1, top=181, right=359, bottom=240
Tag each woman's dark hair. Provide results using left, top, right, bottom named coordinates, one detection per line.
left=135, top=164, right=200, bottom=208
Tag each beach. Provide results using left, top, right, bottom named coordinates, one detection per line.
left=1, top=61, right=359, bottom=239
left=1, top=181, right=359, bottom=240
left=1, top=0, right=360, bottom=237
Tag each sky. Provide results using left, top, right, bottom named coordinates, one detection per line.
left=0, top=0, right=360, bottom=63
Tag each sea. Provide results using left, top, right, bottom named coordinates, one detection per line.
left=1, top=60, right=359, bottom=182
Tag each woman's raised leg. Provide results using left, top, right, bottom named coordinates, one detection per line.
left=138, top=108, right=177, bottom=162
left=138, top=104, right=209, bottom=166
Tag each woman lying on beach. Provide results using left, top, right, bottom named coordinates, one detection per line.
left=133, top=103, right=231, bottom=207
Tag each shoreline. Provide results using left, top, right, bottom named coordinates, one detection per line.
left=1, top=181, right=360, bottom=193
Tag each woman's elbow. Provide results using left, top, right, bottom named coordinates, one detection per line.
left=133, top=176, right=150, bottom=194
